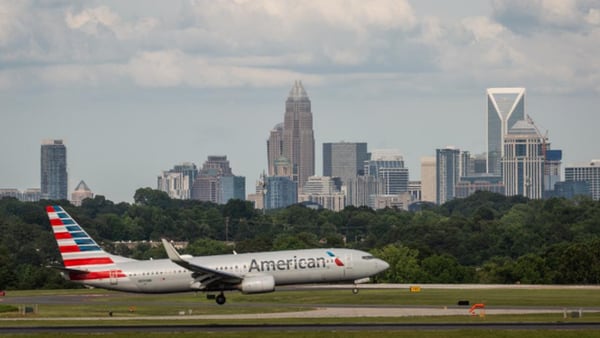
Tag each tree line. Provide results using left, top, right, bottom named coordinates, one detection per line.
left=1, top=188, right=600, bottom=290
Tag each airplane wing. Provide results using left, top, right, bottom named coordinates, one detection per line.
left=161, top=239, right=242, bottom=289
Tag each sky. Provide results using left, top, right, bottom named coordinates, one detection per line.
left=1, top=0, right=599, bottom=203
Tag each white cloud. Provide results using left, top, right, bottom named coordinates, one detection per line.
left=461, top=16, right=505, bottom=42
left=65, top=6, right=158, bottom=40
left=0, top=1, right=28, bottom=47
left=128, top=49, right=322, bottom=88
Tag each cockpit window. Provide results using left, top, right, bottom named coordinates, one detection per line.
left=362, top=255, right=374, bottom=260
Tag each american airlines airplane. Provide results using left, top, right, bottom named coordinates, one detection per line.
left=46, top=205, right=389, bottom=305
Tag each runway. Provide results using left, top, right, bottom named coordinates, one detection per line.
left=3, top=323, right=600, bottom=334
left=2, top=285, right=600, bottom=334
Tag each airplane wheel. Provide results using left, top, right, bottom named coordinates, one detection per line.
left=216, top=293, right=226, bottom=305
left=352, top=287, right=359, bottom=294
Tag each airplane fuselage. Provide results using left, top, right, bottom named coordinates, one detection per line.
left=66, top=248, right=386, bottom=293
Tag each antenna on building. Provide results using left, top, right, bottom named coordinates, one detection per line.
left=526, top=114, right=548, bottom=158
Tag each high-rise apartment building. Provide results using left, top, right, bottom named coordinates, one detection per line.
left=565, top=160, right=600, bottom=200
left=364, top=149, right=409, bottom=195
left=282, top=81, right=315, bottom=190
left=41, top=139, right=68, bottom=200
left=323, top=142, right=368, bottom=185
left=436, top=147, right=460, bottom=205
left=487, top=88, right=526, bottom=175
left=502, top=120, right=545, bottom=199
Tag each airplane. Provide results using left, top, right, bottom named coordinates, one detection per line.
left=46, top=205, right=389, bottom=305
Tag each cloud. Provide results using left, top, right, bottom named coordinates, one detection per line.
left=128, top=49, right=322, bottom=88
left=0, top=0, right=599, bottom=95
left=492, top=0, right=600, bottom=33
left=65, top=6, right=159, bottom=40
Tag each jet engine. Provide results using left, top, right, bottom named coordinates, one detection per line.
left=239, top=275, right=275, bottom=294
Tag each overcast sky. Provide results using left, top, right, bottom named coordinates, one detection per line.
left=1, top=0, right=599, bottom=203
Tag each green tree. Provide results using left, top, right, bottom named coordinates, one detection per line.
left=370, top=243, right=422, bottom=283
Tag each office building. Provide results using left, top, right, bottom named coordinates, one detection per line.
left=299, top=176, right=345, bottom=211
left=247, top=174, right=266, bottom=210
left=22, top=189, right=41, bottom=202
left=267, top=123, right=284, bottom=176
left=345, top=175, right=383, bottom=207
left=220, top=175, right=246, bottom=203
left=0, top=189, right=20, bottom=200
left=544, top=150, right=562, bottom=195
left=364, top=149, right=409, bottom=195
left=157, top=162, right=198, bottom=200
left=502, top=120, right=545, bottom=199
left=323, top=142, right=368, bottom=185
left=371, top=194, right=412, bottom=210
left=420, top=157, right=436, bottom=203
left=436, top=147, right=461, bottom=205
left=282, top=81, right=315, bottom=190
left=191, top=156, right=244, bottom=204
left=71, top=180, right=94, bottom=206
left=41, top=139, right=68, bottom=200
left=487, top=88, right=526, bottom=175
left=455, top=175, right=505, bottom=198
left=551, top=181, right=591, bottom=199
left=408, top=180, right=422, bottom=202
left=264, top=176, right=297, bottom=210
left=565, top=160, right=600, bottom=200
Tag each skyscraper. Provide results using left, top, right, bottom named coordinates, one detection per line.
left=420, top=157, right=436, bottom=203
left=264, top=176, right=297, bottom=210
left=41, top=139, right=68, bottom=200
left=283, top=81, right=315, bottom=190
left=267, top=123, right=284, bottom=176
left=502, top=120, right=545, bottom=199
left=323, top=142, right=368, bottom=185
left=436, top=147, right=460, bottom=205
left=487, top=88, right=526, bottom=175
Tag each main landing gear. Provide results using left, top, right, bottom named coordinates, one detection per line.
left=207, top=292, right=227, bottom=305
left=216, top=293, right=226, bottom=305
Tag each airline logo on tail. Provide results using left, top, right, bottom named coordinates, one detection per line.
left=46, top=205, right=124, bottom=280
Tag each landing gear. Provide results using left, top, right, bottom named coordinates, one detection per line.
left=352, top=287, right=359, bottom=294
left=215, top=292, right=226, bottom=305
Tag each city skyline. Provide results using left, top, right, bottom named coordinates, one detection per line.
left=1, top=1, right=599, bottom=202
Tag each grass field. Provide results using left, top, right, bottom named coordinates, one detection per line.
left=1, top=287, right=600, bottom=337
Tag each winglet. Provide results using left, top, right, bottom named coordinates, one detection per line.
left=161, top=239, right=186, bottom=264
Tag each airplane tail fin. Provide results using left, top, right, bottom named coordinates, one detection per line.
left=46, top=205, right=124, bottom=274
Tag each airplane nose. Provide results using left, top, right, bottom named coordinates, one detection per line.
left=378, top=259, right=389, bottom=272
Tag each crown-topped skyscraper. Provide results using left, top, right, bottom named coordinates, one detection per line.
left=486, top=87, right=525, bottom=175
left=283, top=81, right=315, bottom=190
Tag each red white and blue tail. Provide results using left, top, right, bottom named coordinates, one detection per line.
left=46, top=205, right=130, bottom=280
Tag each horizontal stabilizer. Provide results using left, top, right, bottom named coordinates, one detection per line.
left=47, top=265, right=89, bottom=275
